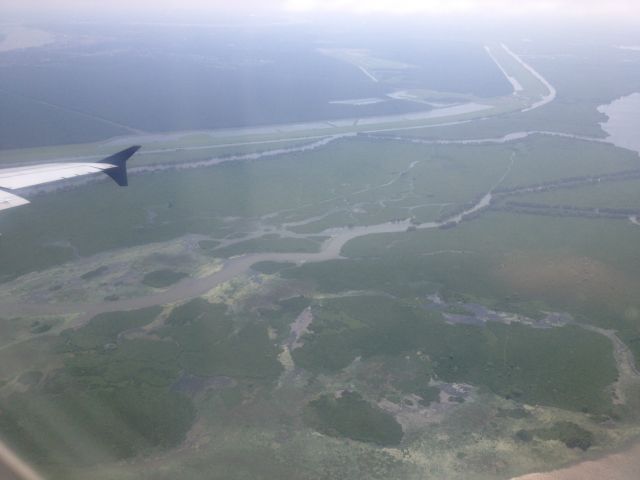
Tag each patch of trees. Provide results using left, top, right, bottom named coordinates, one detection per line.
left=494, top=169, right=640, bottom=196
left=304, top=391, right=403, bottom=446
left=515, top=421, right=594, bottom=451
left=496, top=201, right=640, bottom=220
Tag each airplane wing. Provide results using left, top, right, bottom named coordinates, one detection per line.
left=0, top=146, right=140, bottom=212
left=0, top=190, right=30, bottom=212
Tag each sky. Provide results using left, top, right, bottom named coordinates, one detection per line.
left=283, top=0, right=640, bottom=17
left=4, top=0, right=640, bottom=18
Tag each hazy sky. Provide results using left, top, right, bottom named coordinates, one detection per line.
left=5, top=0, right=640, bottom=18
left=284, top=0, right=640, bottom=17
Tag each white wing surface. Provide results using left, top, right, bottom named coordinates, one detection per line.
left=0, top=190, right=30, bottom=211
left=0, top=163, right=117, bottom=190
left=0, top=146, right=140, bottom=213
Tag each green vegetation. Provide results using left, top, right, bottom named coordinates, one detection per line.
left=515, top=429, right=534, bottom=443
left=288, top=211, right=356, bottom=234
left=142, top=269, right=188, bottom=288
left=17, top=370, right=43, bottom=387
left=293, top=296, right=617, bottom=413
left=80, top=266, right=109, bottom=281
left=283, top=258, right=442, bottom=297
left=3, top=32, right=640, bottom=480
left=402, top=45, right=640, bottom=140
left=499, top=136, right=640, bottom=189
left=431, top=323, right=615, bottom=413
left=30, top=320, right=53, bottom=334
left=251, top=261, right=296, bottom=275
left=397, top=382, right=439, bottom=407
left=510, top=177, right=640, bottom=211
left=0, top=89, right=127, bottom=150
left=0, top=301, right=286, bottom=471
left=62, top=339, right=182, bottom=389
left=0, top=383, right=194, bottom=466
left=0, top=137, right=512, bottom=280
left=198, top=239, right=221, bottom=251
left=0, top=316, right=61, bottom=349
left=166, top=298, right=228, bottom=327
left=444, top=304, right=474, bottom=315
left=499, top=407, right=531, bottom=419
left=403, top=103, right=606, bottom=139
left=333, top=212, right=640, bottom=361
left=0, top=307, right=194, bottom=468
left=210, top=235, right=326, bottom=258
left=304, top=391, right=403, bottom=446
left=258, top=296, right=311, bottom=336
left=162, top=299, right=283, bottom=381
left=367, top=354, right=440, bottom=406
left=219, top=385, right=244, bottom=409
left=0, top=336, right=61, bottom=383
left=59, top=307, right=161, bottom=351
left=529, top=421, right=594, bottom=451
left=8, top=133, right=624, bottom=284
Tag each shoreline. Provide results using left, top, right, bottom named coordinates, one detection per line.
left=512, top=437, right=640, bottom=480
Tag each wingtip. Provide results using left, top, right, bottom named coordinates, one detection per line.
left=101, top=145, right=141, bottom=186
left=120, top=145, right=142, bottom=158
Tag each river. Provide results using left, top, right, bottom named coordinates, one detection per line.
left=0, top=54, right=625, bottom=322
left=0, top=182, right=498, bottom=321
left=2, top=123, right=617, bottom=320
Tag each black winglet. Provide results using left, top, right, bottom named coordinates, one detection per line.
left=99, top=145, right=141, bottom=186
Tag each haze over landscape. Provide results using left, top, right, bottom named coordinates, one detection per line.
left=1, top=2, right=640, bottom=479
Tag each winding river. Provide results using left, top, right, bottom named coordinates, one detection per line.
left=5, top=52, right=638, bottom=323
left=0, top=184, right=497, bottom=321
left=2, top=121, right=628, bottom=321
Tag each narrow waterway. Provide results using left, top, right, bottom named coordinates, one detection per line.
left=16, top=129, right=608, bottom=200
left=1, top=123, right=619, bottom=321
left=0, top=180, right=498, bottom=320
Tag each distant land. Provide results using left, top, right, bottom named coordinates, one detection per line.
left=0, top=24, right=511, bottom=149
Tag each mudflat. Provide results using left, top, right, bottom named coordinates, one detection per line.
left=512, top=442, right=640, bottom=480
